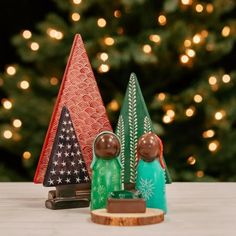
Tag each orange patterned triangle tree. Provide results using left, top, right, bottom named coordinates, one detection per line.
left=34, top=34, right=112, bottom=184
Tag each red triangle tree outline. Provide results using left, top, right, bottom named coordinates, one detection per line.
left=34, top=34, right=112, bottom=183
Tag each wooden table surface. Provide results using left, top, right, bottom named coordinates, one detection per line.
left=0, top=183, right=235, bottom=236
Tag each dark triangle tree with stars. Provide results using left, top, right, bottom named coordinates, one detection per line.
left=43, top=106, right=90, bottom=187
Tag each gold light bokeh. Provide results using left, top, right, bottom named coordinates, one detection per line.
left=208, top=76, right=217, bottom=85
left=156, top=93, right=166, bottom=101
left=73, top=0, right=82, bottom=4
left=108, top=99, right=120, bottom=111
left=208, top=140, right=220, bottom=152
left=149, top=34, right=161, bottom=44
left=50, top=77, right=59, bottom=85
left=98, top=64, right=110, bottom=73
left=196, top=170, right=204, bottom=177
left=6, top=66, right=16, bottom=76
left=104, top=37, right=115, bottom=46
left=71, top=13, right=81, bottom=21
left=162, top=115, right=172, bottom=124
left=195, top=4, right=204, bottom=13
left=221, top=26, right=230, bottom=37
left=13, top=119, right=22, bottom=128
left=180, top=55, right=189, bottom=64
left=166, top=109, right=175, bottom=118
left=3, top=130, right=13, bottom=139
left=158, top=15, right=167, bottom=26
left=194, top=94, right=203, bottom=103
left=187, top=156, right=196, bottom=165
left=22, top=30, right=32, bottom=39
left=202, top=129, right=215, bottom=138
left=2, top=99, right=12, bottom=110
left=142, top=44, right=152, bottom=54
left=30, top=42, right=40, bottom=51
left=97, top=18, right=106, bottom=28
left=23, top=151, right=32, bottom=160
left=20, top=80, right=30, bottom=90
left=185, top=107, right=195, bottom=117
left=192, top=34, right=201, bottom=44
left=186, top=49, right=196, bottom=58
left=222, top=74, right=231, bottom=83
left=114, top=10, right=121, bottom=18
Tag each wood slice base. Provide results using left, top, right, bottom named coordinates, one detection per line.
left=91, top=208, right=164, bottom=226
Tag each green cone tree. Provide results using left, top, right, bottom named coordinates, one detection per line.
left=115, top=73, right=171, bottom=186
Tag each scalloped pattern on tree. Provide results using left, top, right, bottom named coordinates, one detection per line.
left=34, top=34, right=112, bottom=183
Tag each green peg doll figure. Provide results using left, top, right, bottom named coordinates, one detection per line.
left=90, top=131, right=122, bottom=210
left=136, top=132, right=167, bottom=213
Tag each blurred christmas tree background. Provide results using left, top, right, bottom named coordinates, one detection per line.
left=0, top=0, right=236, bottom=182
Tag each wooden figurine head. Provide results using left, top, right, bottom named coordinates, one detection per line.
left=94, top=132, right=120, bottom=159
left=137, top=132, right=165, bottom=169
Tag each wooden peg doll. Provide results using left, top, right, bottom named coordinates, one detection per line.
left=135, top=132, right=167, bottom=213
left=90, top=131, right=122, bottom=210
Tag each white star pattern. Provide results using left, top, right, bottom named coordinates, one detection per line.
left=56, top=152, right=62, bottom=158
left=78, top=159, right=83, bottom=165
left=61, top=161, right=66, bottom=167
left=50, top=169, right=56, bottom=175
left=57, top=177, right=62, bottom=184
left=53, top=161, right=58, bottom=166
left=45, top=107, right=90, bottom=187
left=48, top=179, right=54, bottom=185
left=76, top=177, right=81, bottom=183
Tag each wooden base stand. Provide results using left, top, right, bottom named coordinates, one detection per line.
left=45, top=198, right=89, bottom=210
left=91, top=208, right=164, bottom=226
left=45, top=184, right=91, bottom=210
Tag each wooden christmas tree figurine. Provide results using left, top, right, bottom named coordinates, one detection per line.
left=34, top=34, right=112, bottom=209
left=34, top=34, right=112, bottom=184
left=115, top=73, right=171, bottom=190
left=91, top=131, right=122, bottom=210
left=136, top=132, right=167, bottom=213
left=44, top=106, right=90, bottom=209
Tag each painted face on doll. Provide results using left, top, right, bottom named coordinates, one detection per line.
left=94, top=133, right=120, bottom=159
left=137, top=132, right=160, bottom=162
